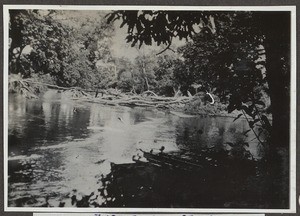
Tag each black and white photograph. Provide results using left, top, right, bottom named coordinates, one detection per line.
left=4, top=5, right=296, bottom=213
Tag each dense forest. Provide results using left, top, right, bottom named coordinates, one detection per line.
left=9, top=10, right=182, bottom=95
left=9, top=10, right=274, bottom=99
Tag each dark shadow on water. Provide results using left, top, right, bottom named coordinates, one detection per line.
left=66, top=148, right=288, bottom=209
left=8, top=145, right=289, bottom=209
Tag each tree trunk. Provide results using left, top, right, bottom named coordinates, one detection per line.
left=142, top=66, right=149, bottom=91
left=261, top=11, right=290, bottom=208
left=262, top=11, right=290, bottom=149
left=265, top=46, right=290, bottom=149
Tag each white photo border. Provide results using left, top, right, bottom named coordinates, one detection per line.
left=3, top=4, right=297, bottom=213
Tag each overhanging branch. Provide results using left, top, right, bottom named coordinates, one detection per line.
left=156, top=43, right=175, bottom=56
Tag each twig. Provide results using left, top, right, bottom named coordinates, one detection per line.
left=241, top=109, right=264, bottom=146
left=156, top=43, right=175, bottom=56
left=141, top=90, right=158, bottom=97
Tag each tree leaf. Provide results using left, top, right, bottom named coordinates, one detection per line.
left=106, top=13, right=116, bottom=24
left=233, top=113, right=243, bottom=122
left=255, top=100, right=265, bottom=106
left=241, top=105, right=251, bottom=115
left=253, top=118, right=260, bottom=124
left=249, top=120, right=254, bottom=128
left=261, top=115, right=272, bottom=131
left=243, top=129, right=251, bottom=136
left=126, top=35, right=133, bottom=42
left=243, top=142, right=249, bottom=147
left=225, top=142, right=234, bottom=147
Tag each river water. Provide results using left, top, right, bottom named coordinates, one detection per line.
left=7, top=91, right=263, bottom=207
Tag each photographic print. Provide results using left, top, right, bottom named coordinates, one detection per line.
left=4, top=5, right=296, bottom=213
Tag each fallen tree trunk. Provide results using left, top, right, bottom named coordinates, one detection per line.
left=15, top=78, right=192, bottom=109
left=73, top=94, right=191, bottom=108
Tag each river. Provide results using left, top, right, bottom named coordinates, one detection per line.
left=7, top=91, right=263, bottom=207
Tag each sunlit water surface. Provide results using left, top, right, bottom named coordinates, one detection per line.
left=8, top=91, right=262, bottom=207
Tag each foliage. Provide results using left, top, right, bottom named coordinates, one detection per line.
left=177, top=13, right=265, bottom=100
left=8, top=73, right=51, bottom=98
left=134, top=51, right=158, bottom=92
left=9, top=10, right=116, bottom=90
left=9, top=10, right=69, bottom=79
left=107, top=10, right=290, bottom=149
left=106, top=10, right=217, bottom=48
left=175, top=13, right=272, bottom=145
left=153, top=54, right=178, bottom=96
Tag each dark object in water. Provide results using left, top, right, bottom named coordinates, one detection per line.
left=71, top=191, right=95, bottom=207
left=95, top=159, right=105, bottom=164
left=117, top=116, right=124, bottom=123
left=159, top=146, right=165, bottom=153
left=58, top=202, right=65, bottom=207
left=139, top=149, right=204, bottom=172
left=137, top=147, right=258, bottom=179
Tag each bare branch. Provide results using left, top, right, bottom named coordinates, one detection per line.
left=156, top=44, right=175, bottom=56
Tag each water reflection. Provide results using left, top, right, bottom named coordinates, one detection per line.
left=8, top=92, right=262, bottom=207
left=175, top=116, right=261, bottom=158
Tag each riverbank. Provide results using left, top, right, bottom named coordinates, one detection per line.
left=8, top=74, right=259, bottom=119
left=63, top=89, right=246, bottom=118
